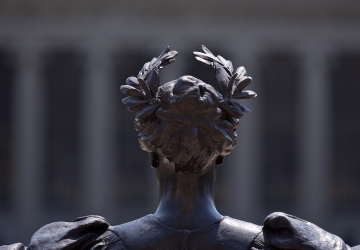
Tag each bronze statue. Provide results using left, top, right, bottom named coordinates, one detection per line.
left=1, top=46, right=359, bottom=250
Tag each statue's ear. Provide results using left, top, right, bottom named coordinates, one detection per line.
left=150, top=152, right=159, bottom=169
left=215, top=155, right=224, bottom=166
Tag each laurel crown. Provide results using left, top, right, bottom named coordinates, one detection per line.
left=120, top=45, right=256, bottom=129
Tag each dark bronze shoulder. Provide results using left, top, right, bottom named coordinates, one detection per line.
left=217, top=217, right=263, bottom=250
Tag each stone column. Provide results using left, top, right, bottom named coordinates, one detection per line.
left=12, top=41, right=45, bottom=242
left=296, top=44, right=331, bottom=225
left=225, top=43, right=264, bottom=223
left=79, top=41, right=116, bottom=216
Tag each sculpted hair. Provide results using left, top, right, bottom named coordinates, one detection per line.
left=121, top=46, right=256, bottom=174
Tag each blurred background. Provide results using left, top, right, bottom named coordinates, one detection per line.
left=1, top=0, right=360, bottom=246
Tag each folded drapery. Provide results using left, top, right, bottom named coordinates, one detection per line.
left=0, top=215, right=126, bottom=250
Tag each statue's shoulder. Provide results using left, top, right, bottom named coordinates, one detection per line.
left=110, top=214, right=177, bottom=249
left=219, top=216, right=262, bottom=234
left=110, top=214, right=156, bottom=237
left=213, top=216, right=263, bottom=249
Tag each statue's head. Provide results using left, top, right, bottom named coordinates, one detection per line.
left=138, top=75, right=236, bottom=174
left=121, top=46, right=256, bottom=174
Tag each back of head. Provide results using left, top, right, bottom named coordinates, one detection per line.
left=139, top=75, right=236, bottom=174
left=121, top=46, right=256, bottom=174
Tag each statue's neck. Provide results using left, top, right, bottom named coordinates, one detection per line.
left=154, top=161, right=222, bottom=230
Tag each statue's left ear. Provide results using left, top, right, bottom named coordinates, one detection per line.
left=215, top=155, right=224, bottom=166
left=150, top=152, right=159, bottom=169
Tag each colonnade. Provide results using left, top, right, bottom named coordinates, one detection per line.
left=1, top=18, right=359, bottom=243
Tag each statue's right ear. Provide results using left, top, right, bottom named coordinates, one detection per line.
left=150, top=152, right=159, bottom=169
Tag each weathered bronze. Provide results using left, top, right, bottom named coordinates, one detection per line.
left=1, top=46, right=359, bottom=250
